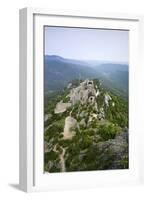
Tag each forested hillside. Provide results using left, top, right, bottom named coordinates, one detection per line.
left=44, top=79, right=128, bottom=172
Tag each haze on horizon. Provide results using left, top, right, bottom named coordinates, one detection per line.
left=44, top=26, right=129, bottom=63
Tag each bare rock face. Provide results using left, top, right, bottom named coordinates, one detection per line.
left=88, top=96, right=95, bottom=104
left=97, top=131, right=128, bottom=169
left=67, top=83, right=72, bottom=89
left=98, top=107, right=105, bottom=120
left=54, top=101, right=71, bottom=114
left=69, top=80, right=97, bottom=105
left=104, top=93, right=112, bottom=106
left=96, top=89, right=100, bottom=97
left=63, top=116, right=77, bottom=139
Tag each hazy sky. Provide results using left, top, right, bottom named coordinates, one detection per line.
left=44, top=26, right=129, bottom=63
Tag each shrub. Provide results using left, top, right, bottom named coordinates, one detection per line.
left=97, top=124, right=119, bottom=140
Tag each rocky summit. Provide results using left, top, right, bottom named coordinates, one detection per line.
left=44, top=79, right=128, bottom=172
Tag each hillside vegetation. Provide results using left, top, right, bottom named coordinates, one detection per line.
left=44, top=79, right=128, bottom=172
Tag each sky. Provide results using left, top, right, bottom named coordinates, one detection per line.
left=44, top=26, right=129, bottom=63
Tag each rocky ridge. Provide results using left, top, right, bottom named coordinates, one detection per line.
left=44, top=79, right=128, bottom=172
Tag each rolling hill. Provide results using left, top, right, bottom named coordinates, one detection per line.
left=44, top=55, right=128, bottom=99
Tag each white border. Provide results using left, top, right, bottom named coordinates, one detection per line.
left=19, top=8, right=144, bottom=192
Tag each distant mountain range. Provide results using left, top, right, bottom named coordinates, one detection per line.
left=44, top=55, right=128, bottom=98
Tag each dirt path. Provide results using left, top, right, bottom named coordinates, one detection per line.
left=59, top=148, right=66, bottom=172
left=54, top=145, right=66, bottom=172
